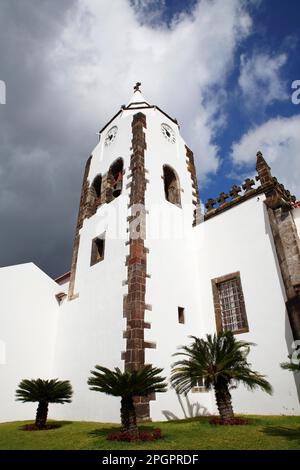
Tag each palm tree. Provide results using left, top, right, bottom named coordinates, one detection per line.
left=88, top=365, right=167, bottom=433
left=171, top=331, right=272, bottom=421
left=16, top=379, right=73, bottom=429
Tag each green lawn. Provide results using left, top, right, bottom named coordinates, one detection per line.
left=0, top=416, right=299, bottom=450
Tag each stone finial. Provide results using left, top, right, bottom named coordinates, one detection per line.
left=256, top=150, right=273, bottom=187
left=242, top=178, right=255, bottom=192
left=256, top=150, right=270, bottom=168
left=205, top=198, right=216, bottom=212
left=134, top=82, right=141, bottom=92
left=230, top=185, right=242, bottom=199
left=217, top=192, right=229, bottom=206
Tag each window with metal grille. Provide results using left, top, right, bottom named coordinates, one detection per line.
left=211, top=272, right=249, bottom=335
left=219, top=279, right=245, bottom=331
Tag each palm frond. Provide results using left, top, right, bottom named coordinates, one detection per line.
left=171, top=331, right=272, bottom=396
left=88, top=365, right=167, bottom=398
left=16, top=379, right=73, bottom=403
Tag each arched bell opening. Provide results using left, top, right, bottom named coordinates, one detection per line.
left=108, top=158, right=124, bottom=200
left=163, top=164, right=181, bottom=207
left=92, top=174, right=102, bottom=199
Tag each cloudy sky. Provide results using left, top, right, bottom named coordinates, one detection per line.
left=0, top=0, right=299, bottom=278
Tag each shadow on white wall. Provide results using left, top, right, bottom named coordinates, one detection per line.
left=162, top=393, right=211, bottom=421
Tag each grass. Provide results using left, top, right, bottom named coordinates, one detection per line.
left=0, top=416, right=299, bottom=450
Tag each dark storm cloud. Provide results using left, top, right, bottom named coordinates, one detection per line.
left=0, top=0, right=250, bottom=279
left=1, top=0, right=282, bottom=279
left=0, top=0, right=98, bottom=278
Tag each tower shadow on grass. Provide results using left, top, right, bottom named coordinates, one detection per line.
left=261, top=426, right=300, bottom=444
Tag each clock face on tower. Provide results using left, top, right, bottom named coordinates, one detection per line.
left=161, top=123, right=176, bottom=144
left=104, top=126, right=118, bottom=146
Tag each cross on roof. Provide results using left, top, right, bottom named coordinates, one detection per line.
left=242, top=178, right=255, bottom=192
left=230, top=185, right=242, bottom=199
left=134, top=82, right=141, bottom=92
left=205, top=198, right=216, bottom=211
left=217, top=192, right=229, bottom=206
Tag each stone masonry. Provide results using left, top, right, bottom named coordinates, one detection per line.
left=68, top=155, right=92, bottom=300
left=123, top=112, right=153, bottom=420
left=256, top=151, right=300, bottom=340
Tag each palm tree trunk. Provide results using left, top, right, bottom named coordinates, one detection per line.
left=120, top=396, right=138, bottom=434
left=214, top=387, right=234, bottom=421
left=35, top=401, right=48, bottom=429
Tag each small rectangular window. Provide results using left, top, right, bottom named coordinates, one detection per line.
left=178, top=307, right=185, bottom=324
left=90, top=234, right=105, bottom=266
left=211, top=272, right=249, bottom=334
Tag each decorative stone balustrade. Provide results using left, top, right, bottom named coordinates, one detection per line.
left=204, top=151, right=296, bottom=220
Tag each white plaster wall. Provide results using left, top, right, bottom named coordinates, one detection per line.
left=56, top=279, right=69, bottom=293
left=0, top=263, right=59, bottom=422
left=51, top=203, right=128, bottom=422
left=196, top=196, right=300, bottom=415
left=51, top=111, right=132, bottom=422
left=51, top=106, right=216, bottom=423
left=1, top=103, right=299, bottom=424
left=54, top=105, right=299, bottom=421
left=141, top=111, right=215, bottom=420
left=88, top=111, right=132, bottom=189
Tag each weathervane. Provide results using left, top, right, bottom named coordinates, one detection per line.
left=134, top=82, right=141, bottom=92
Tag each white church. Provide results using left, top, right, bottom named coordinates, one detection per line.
left=0, top=85, right=300, bottom=423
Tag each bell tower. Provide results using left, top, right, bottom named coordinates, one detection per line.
left=62, top=84, right=201, bottom=421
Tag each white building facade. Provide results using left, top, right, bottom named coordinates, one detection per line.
left=0, top=86, right=300, bottom=423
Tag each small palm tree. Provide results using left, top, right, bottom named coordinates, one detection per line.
left=171, top=331, right=272, bottom=421
left=16, top=379, right=73, bottom=429
left=88, top=365, right=167, bottom=433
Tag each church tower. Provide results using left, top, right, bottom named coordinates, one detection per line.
left=56, top=84, right=204, bottom=421
left=1, top=84, right=299, bottom=424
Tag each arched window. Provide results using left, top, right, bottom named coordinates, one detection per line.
left=163, top=165, right=181, bottom=206
left=92, top=174, right=102, bottom=199
left=108, top=158, right=124, bottom=200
